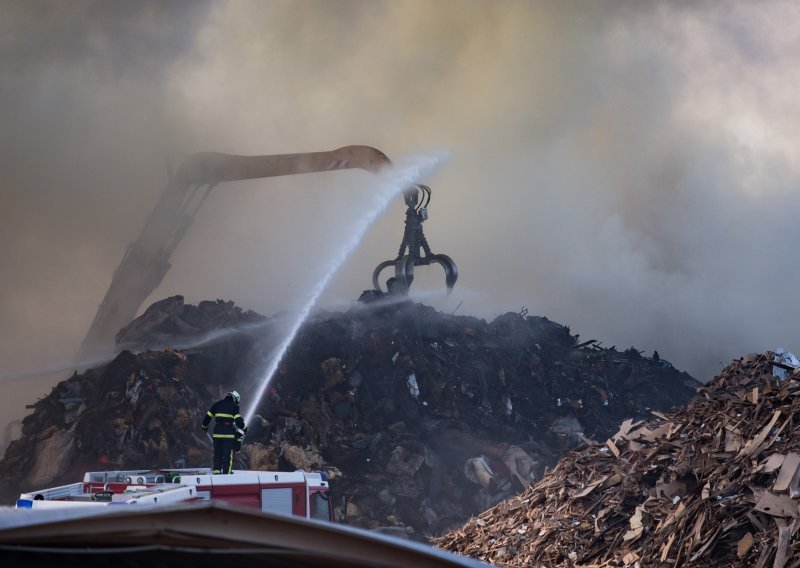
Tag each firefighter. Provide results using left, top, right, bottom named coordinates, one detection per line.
left=201, top=390, right=247, bottom=474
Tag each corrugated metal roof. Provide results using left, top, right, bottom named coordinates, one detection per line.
left=0, top=501, right=486, bottom=567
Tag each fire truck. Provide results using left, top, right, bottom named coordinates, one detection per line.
left=15, top=468, right=332, bottom=521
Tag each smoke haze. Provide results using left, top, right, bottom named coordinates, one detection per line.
left=3, top=1, right=800, bottom=432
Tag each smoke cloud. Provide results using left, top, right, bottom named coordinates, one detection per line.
left=3, top=1, right=800, bottom=432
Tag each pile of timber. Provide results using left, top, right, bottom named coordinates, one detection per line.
left=435, top=352, right=800, bottom=567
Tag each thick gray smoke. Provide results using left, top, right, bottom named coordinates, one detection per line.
left=2, top=1, right=800, bottom=434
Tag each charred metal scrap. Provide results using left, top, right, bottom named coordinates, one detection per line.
left=0, top=296, right=699, bottom=541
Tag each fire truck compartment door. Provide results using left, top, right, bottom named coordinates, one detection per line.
left=261, top=488, right=292, bottom=516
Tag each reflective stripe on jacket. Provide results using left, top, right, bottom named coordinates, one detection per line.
left=201, top=396, right=245, bottom=437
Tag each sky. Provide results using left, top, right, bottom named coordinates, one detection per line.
left=2, top=0, right=800, bottom=432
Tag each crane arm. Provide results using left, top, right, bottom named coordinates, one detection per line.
left=78, top=146, right=392, bottom=361
left=173, top=145, right=391, bottom=185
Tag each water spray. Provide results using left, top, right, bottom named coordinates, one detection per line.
left=0, top=356, right=114, bottom=384
left=243, top=154, right=445, bottom=424
left=0, top=318, right=279, bottom=385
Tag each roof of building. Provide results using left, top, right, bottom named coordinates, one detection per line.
left=0, top=501, right=486, bottom=568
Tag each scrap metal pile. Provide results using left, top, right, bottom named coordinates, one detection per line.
left=0, top=296, right=699, bottom=540
left=435, top=352, right=800, bottom=567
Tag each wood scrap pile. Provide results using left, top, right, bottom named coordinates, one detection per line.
left=435, top=352, right=800, bottom=567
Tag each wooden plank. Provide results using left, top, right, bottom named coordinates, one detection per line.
left=773, top=452, right=800, bottom=493
left=605, top=438, right=620, bottom=458
left=762, top=453, right=786, bottom=474
left=774, top=518, right=790, bottom=568
left=754, top=544, right=773, bottom=568
left=725, top=430, right=742, bottom=452
left=623, top=551, right=640, bottom=564
left=739, top=410, right=781, bottom=458
left=573, top=476, right=607, bottom=499
left=659, top=533, right=675, bottom=562
left=754, top=490, right=800, bottom=518
left=623, top=507, right=645, bottom=542
left=614, top=419, right=634, bottom=440
left=689, top=525, right=720, bottom=561
left=639, top=422, right=673, bottom=442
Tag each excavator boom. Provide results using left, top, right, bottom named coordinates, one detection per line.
left=173, top=146, right=391, bottom=185
left=78, top=146, right=392, bottom=361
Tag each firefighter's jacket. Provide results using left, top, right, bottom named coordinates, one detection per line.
left=202, top=396, right=245, bottom=439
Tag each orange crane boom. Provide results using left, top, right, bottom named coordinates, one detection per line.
left=78, top=146, right=393, bottom=360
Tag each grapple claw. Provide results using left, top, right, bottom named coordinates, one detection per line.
left=371, top=254, right=458, bottom=294
left=369, top=183, right=458, bottom=296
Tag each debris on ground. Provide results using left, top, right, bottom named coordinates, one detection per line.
left=434, top=351, right=800, bottom=567
left=0, top=296, right=699, bottom=541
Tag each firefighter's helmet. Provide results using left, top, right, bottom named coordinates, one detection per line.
left=228, top=390, right=240, bottom=404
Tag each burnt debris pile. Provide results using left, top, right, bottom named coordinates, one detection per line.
left=0, top=297, right=267, bottom=494
left=435, top=352, right=800, bottom=567
left=115, top=295, right=267, bottom=352
left=0, top=296, right=698, bottom=540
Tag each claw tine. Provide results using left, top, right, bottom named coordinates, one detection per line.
left=431, top=254, right=459, bottom=294
left=395, top=255, right=415, bottom=293
left=372, top=260, right=397, bottom=292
